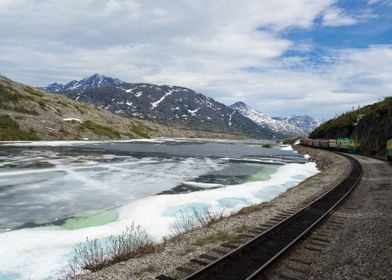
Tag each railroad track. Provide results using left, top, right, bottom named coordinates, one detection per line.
left=156, top=154, right=362, bottom=280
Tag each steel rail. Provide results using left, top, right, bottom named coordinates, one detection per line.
left=177, top=153, right=362, bottom=280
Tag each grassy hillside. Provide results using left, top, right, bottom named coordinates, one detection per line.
left=0, top=76, right=245, bottom=141
left=310, top=97, right=392, bottom=155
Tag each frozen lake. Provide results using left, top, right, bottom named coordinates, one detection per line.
left=0, top=139, right=318, bottom=279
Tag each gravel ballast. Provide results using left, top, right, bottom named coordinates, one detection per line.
left=266, top=154, right=392, bottom=280
left=74, top=146, right=351, bottom=280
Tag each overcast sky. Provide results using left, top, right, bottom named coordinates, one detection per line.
left=0, top=0, right=391, bottom=120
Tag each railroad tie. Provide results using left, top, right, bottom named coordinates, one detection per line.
left=221, top=243, right=238, bottom=249
left=288, top=258, right=312, bottom=265
left=327, top=220, right=345, bottom=225
left=304, top=246, right=323, bottom=252
left=156, top=274, right=176, bottom=280
left=212, top=247, right=230, bottom=254
left=248, top=228, right=264, bottom=234
left=308, top=241, right=327, bottom=247
left=285, top=264, right=308, bottom=274
left=241, top=233, right=256, bottom=238
left=199, top=254, right=218, bottom=261
left=311, top=237, right=331, bottom=243
left=190, top=258, right=209, bottom=266
left=275, top=273, right=300, bottom=280
left=175, top=266, right=194, bottom=274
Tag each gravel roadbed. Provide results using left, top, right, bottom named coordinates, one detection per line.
left=75, top=146, right=350, bottom=280
left=266, top=154, right=392, bottom=280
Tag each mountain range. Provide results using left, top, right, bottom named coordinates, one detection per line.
left=43, top=74, right=319, bottom=139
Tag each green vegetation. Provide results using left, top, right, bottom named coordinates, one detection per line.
left=262, top=143, right=272, bottom=148
left=0, top=114, right=40, bottom=140
left=13, top=107, right=39, bottom=115
left=130, top=122, right=151, bottom=138
left=80, top=120, right=121, bottom=139
left=310, top=97, right=392, bottom=139
left=193, top=230, right=241, bottom=246
left=74, top=105, right=86, bottom=114
left=24, top=86, right=44, bottom=97
left=38, top=100, right=47, bottom=110
left=0, top=84, right=39, bottom=115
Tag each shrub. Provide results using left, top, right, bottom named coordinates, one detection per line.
left=0, top=114, right=40, bottom=140
left=170, top=208, right=225, bottom=236
left=80, top=120, right=121, bottom=139
left=64, top=223, right=157, bottom=277
left=0, top=114, right=19, bottom=129
left=130, top=122, right=151, bottom=138
left=262, top=143, right=272, bottom=148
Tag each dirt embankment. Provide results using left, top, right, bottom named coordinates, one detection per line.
left=74, top=146, right=351, bottom=280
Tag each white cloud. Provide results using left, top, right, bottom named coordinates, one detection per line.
left=321, top=6, right=357, bottom=26
left=0, top=0, right=388, bottom=119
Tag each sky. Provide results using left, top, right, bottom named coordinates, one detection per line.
left=0, top=0, right=391, bottom=120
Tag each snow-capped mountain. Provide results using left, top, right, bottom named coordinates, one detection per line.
left=43, top=74, right=290, bottom=139
left=42, top=73, right=122, bottom=93
left=42, top=74, right=318, bottom=139
left=231, top=102, right=319, bottom=136
left=273, top=115, right=320, bottom=135
left=230, top=102, right=305, bottom=135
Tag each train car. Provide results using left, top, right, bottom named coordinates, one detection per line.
left=319, top=139, right=329, bottom=149
left=387, top=139, right=392, bottom=161
left=336, top=138, right=360, bottom=153
left=328, top=139, right=337, bottom=150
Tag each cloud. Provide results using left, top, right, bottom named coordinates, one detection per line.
left=0, top=0, right=389, bottom=119
left=321, top=6, right=358, bottom=26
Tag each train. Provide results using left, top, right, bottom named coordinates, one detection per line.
left=300, top=137, right=361, bottom=153
left=301, top=137, right=392, bottom=161
left=387, top=139, right=392, bottom=161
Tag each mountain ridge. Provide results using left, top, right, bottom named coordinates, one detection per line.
left=0, top=75, right=245, bottom=140
left=43, top=74, right=319, bottom=139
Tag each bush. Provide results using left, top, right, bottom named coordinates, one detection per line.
left=262, top=143, right=272, bottom=148
left=0, top=114, right=19, bottom=129
left=64, top=223, right=157, bottom=277
left=80, top=120, right=121, bottom=139
left=130, top=122, right=151, bottom=138
left=170, top=208, right=225, bottom=236
left=0, top=114, right=40, bottom=140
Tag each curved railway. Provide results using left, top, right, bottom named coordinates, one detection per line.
left=157, top=153, right=363, bottom=280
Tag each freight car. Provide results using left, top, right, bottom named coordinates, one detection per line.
left=387, top=139, right=392, bottom=161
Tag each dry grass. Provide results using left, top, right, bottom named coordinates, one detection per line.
left=60, top=223, right=160, bottom=279
left=170, top=207, right=226, bottom=236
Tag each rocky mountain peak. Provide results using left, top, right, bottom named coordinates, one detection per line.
left=230, top=101, right=250, bottom=111
left=42, top=73, right=123, bottom=93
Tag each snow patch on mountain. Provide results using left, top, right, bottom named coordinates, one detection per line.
left=230, top=102, right=317, bottom=136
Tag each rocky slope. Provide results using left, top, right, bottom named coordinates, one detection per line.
left=310, top=97, right=392, bottom=156
left=0, top=76, right=245, bottom=141
left=43, top=74, right=292, bottom=139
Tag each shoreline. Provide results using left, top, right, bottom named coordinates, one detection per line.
left=75, top=146, right=351, bottom=280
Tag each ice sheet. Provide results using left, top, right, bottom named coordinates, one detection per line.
left=0, top=161, right=318, bottom=279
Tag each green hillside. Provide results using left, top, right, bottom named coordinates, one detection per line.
left=310, top=97, right=392, bottom=155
